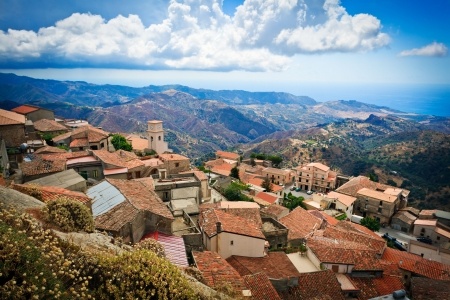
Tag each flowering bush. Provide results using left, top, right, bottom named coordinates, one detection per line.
left=133, top=238, right=166, bottom=258
left=42, top=198, right=94, bottom=233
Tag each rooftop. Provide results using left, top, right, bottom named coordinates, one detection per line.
left=242, top=272, right=281, bottom=300
left=336, top=175, right=409, bottom=198
left=327, top=191, right=356, bottom=206
left=192, top=251, right=246, bottom=295
left=11, top=104, right=39, bottom=115
left=33, top=119, right=68, bottom=132
left=0, top=108, right=26, bottom=125
left=357, top=187, right=398, bottom=203
left=141, top=231, right=188, bottom=267
left=216, top=150, right=240, bottom=160
left=279, top=207, right=322, bottom=241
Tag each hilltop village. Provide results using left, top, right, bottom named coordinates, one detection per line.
left=1, top=104, right=449, bottom=299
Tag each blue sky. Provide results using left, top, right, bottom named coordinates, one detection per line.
left=0, top=0, right=449, bottom=102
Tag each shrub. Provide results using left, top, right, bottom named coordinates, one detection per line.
left=42, top=198, right=94, bottom=233
left=133, top=238, right=166, bottom=258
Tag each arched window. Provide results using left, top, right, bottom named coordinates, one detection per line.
left=158, top=136, right=161, bottom=141
left=151, top=137, right=153, bottom=141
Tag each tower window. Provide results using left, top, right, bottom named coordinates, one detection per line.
left=158, top=136, right=161, bottom=141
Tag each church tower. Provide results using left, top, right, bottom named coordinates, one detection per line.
left=147, top=120, right=169, bottom=154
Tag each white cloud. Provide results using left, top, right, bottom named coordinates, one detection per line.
left=0, top=0, right=390, bottom=71
left=399, top=42, right=448, bottom=57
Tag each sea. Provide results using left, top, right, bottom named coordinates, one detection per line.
left=307, top=83, right=450, bottom=117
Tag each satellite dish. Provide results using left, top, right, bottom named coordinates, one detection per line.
left=20, top=143, right=28, bottom=150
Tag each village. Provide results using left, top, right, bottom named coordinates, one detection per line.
left=1, top=104, right=449, bottom=300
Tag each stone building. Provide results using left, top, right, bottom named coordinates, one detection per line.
left=147, top=120, right=170, bottom=154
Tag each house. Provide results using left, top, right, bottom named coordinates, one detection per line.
left=0, top=108, right=26, bottom=148
left=278, top=270, right=345, bottom=300
left=261, top=217, right=289, bottom=250
left=21, top=154, right=67, bottom=183
left=65, top=153, right=103, bottom=182
left=408, top=239, right=450, bottom=265
left=205, top=158, right=236, bottom=177
left=146, top=120, right=171, bottom=154
left=198, top=208, right=266, bottom=259
left=52, top=125, right=109, bottom=152
left=86, top=178, right=174, bottom=243
left=216, top=150, right=240, bottom=162
left=158, top=153, right=190, bottom=174
left=391, top=209, right=417, bottom=233
left=153, top=172, right=202, bottom=216
left=260, top=204, right=290, bottom=220
left=354, top=188, right=402, bottom=225
left=324, top=191, right=356, bottom=217
left=191, top=251, right=248, bottom=297
left=279, top=206, right=323, bottom=247
left=413, top=219, right=450, bottom=246
left=32, top=119, right=69, bottom=140
left=295, top=162, right=337, bottom=193
left=253, top=191, right=280, bottom=206
left=91, top=149, right=146, bottom=180
left=261, top=167, right=293, bottom=186
left=336, top=176, right=409, bottom=216
left=11, top=104, right=54, bottom=122
left=242, top=272, right=282, bottom=300
left=226, top=252, right=301, bottom=293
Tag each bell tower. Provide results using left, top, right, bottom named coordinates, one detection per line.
left=147, top=120, right=169, bottom=154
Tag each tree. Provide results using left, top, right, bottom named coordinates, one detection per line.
left=268, top=155, right=283, bottom=167
left=360, top=217, right=381, bottom=232
left=111, top=134, right=133, bottom=151
left=283, top=193, right=306, bottom=211
left=223, top=182, right=252, bottom=201
left=230, top=166, right=240, bottom=180
left=261, top=176, right=272, bottom=192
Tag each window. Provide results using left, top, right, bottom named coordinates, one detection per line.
left=437, top=236, right=440, bottom=240
left=421, top=228, right=425, bottom=233
left=151, top=137, right=153, bottom=141
left=164, top=192, right=169, bottom=200
left=175, top=163, right=179, bottom=168
left=332, top=265, right=339, bottom=272
left=92, top=170, right=98, bottom=178
left=230, top=240, right=234, bottom=246
left=378, top=207, right=382, bottom=213
left=135, top=171, right=141, bottom=178
left=100, top=142, right=104, bottom=148
left=127, top=172, right=132, bottom=180
left=379, top=201, right=383, bottom=206
left=158, top=136, right=161, bottom=141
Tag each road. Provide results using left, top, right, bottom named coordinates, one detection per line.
left=377, top=226, right=417, bottom=246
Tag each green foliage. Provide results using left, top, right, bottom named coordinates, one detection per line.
left=42, top=198, right=94, bottom=233
left=261, top=176, right=272, bottom=192
left=57, top=144, right=69, bottom=151
left=386, top=179, right=397, bottom=187
left=144, top=149, right=157, bottom=156
left=223, top=182, right=252, bottom=201
left=111, top=134, right=133, bottom=151
left=368, top=172, right=379, bottom=182
left=360, top=217, right=381, bottom=232
left=283, top=193, right=306, bottom=211
left=335, top=213, right=347, bottom=221
left=267, top=155, right=283, bottom=167
left=229, top=166, right=240, bottom=180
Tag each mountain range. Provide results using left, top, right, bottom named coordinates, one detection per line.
left=1, top=72, right=449, bottom=209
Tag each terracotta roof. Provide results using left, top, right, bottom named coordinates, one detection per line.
left=279, top=207, right=322, bottom=241
left=95, top=201, right=138, bottom=231
left=260, top=204, right=289, bottom=220
left=327, top=191, right=356, bottom=207
left=93, top=149, right=144, bottom=170
left=348, top=274, right=405, bottom=300
left=218, top=207, right=263, bottom=228
left=326, top=222, right=386, bottom=253
left=411, top=277, right=450, bottom=300
left=336, top=175, right=409, bottom=198
left=52, top=131, right=72, bottom=142
left=255, top=191, right=278, bottom=205
left=199, top=208, right=265, bottom=239
left=309, top=210, right=339, bottom=226
left=382, top=247, right=450, bottom=281
left=357, top=188, right=398, bottom=203
left=400, top=206, right=420, bottom=217
left=33, top=119, right=68, bottom=132
left=33, top=146, right=67, bottom=154
left=307, top=162, right=330, bottom=172
left=264, top=167, right=290, bottom=176
left=107, top=178, right=173, bottom=220
left=216, top=150, right=240, bottom=160
left=419, top=209, right=437, bottom=218
left=70, top=138, right=88, bottom=147
left=226, top=252, right=301, bottom=279
left=279, top=270, right=345, bottom=300
left=307, top=237, right=382, bottom=270
left=12, top=104, right=39, bottom=115
left=414, top=219, right=437, bottom=226
left=242, top=272, right=281, bottom=300
left=192, top=251, right=246, bottom=294
left=159, top=153, right=189, bottom=161
left=0, top=108, right=26, bottom=125
left=270, top=184, right=283, bottom=192
left=125, top=134, right=148, bottom=151
left=12, top=183, right=91, bottom=204
left=21, top=156, right=66, bottom=176
left=435, top=226, right=450, bottom=239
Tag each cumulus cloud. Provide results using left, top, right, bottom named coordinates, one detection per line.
left=399, top=42, right=448, bottom=57
left=0, top=0, right=390, bottom=71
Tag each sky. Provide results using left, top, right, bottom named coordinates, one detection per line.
left=0, top=0, right=449, bottom=105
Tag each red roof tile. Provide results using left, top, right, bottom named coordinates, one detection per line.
left=199, top=208, right=265, bottom=239
left=93, top=149, right=144, bottom=170
left=216, top=151, right=240, bottom=160
left=255, top=191, right=278, bottom=204
left=382, top=247, right=450, bottom=281
left=226, top=252, right=301, bottom=280
left=260, top=204, right=290, bottom=220
left=242, top=272, right=281, bottom=300
left=107, top=178, right=173, bottom=220
left=33, top=146, right=67, bottom=154
left=279, top=270, right=345, bottom=300
left=21, top=156, right=66, bottom=177
left=0, top=108, right=25, bottom=125
left=279, top=207, right=323, bottom=241
left=12, top=104, right=39, bottom=115
left=33, top=119, right=68, bottom=132
left=193, top=251, right=246, bottom=294
left=95, top=201, right=138, bottom=231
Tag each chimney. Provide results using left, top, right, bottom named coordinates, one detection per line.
left=216, top=222, right=222, bottom=233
